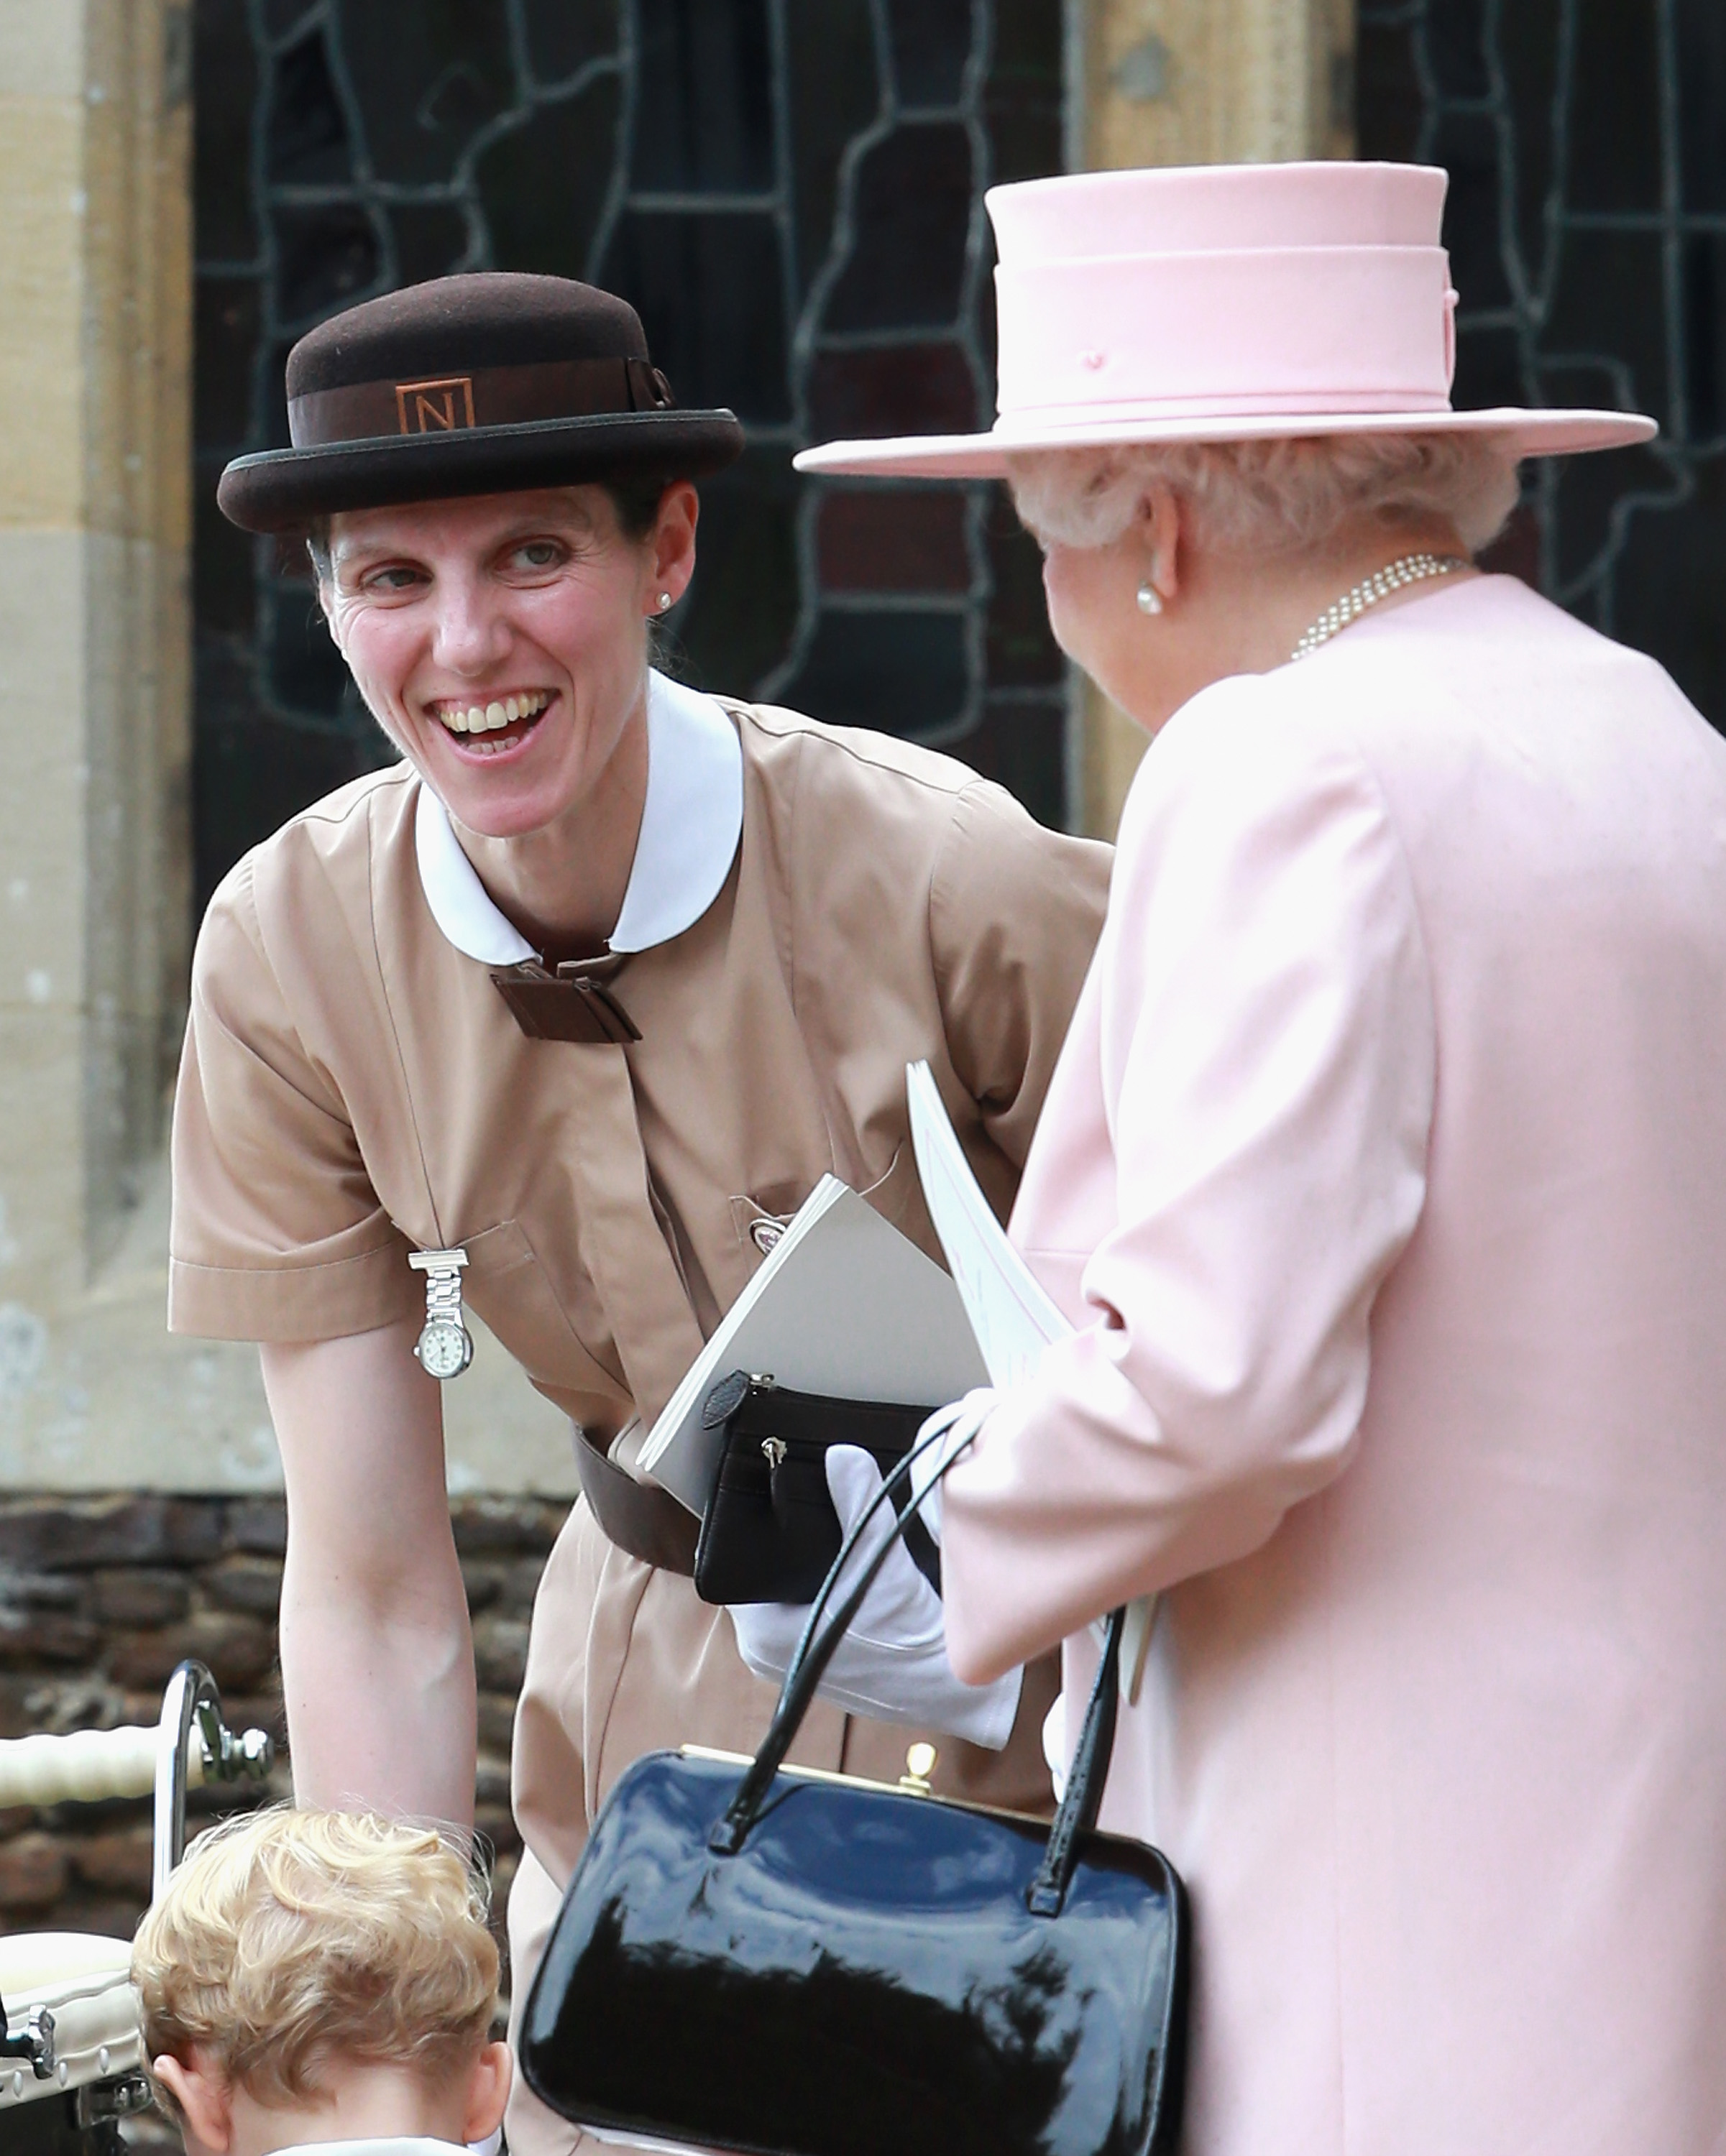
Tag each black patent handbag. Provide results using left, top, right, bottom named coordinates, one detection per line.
left=520, top=1433, right=1190, bottom=2156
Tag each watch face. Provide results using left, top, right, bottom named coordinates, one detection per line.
left=416, top=1321, right=473, bottom=1381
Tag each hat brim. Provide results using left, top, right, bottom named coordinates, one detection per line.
left=793, top=406, right=1658, bottom=479
left=219, top=409, right=747, bottom=533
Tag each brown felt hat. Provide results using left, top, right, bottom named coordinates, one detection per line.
left=217, top=272, right=745, bottom=534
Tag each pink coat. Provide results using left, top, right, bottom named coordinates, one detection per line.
left=940, top=575, right=1726, bottom=2155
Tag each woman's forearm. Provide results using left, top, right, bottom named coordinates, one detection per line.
left=279, top=1542, right=477, bottom=1827
left=262, top=1319, right=478, bottom=1829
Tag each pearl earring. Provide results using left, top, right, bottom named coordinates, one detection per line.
left=657, top=591, right=673, bottom=612
left=1136, top=581, right=1163, bottom=616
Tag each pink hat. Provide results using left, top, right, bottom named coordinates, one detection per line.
left=794, top=162, right=1656, bottom=478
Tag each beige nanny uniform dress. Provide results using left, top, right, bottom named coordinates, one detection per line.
left=167, top=672, right=1108, bottom=2152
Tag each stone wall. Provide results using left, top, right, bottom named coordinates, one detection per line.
left=0, top=1492, right=564, bottom=1965
left=0, top=0, right=191, bottom=1305
left=0, top=1, right=577, bottom=1496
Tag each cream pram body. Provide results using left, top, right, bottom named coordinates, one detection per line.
left=0, top=1666, right=271, bottom=2156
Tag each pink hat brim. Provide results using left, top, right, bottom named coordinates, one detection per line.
left=794, top=406, right=1658, bottom=479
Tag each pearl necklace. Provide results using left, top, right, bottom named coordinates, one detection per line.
left=1290, top=551, right=1468, bottom=662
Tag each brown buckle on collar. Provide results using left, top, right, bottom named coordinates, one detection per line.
left=490, top=959, right=641, bottom=1044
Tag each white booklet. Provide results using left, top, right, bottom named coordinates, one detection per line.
left=637, top=1174, right=989, bottom=1516
left=904, top=1059, right=1070, bottom=1386
left=906, top=1059, right=1155, bottom=1703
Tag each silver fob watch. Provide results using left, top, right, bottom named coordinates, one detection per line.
left=409, top=1248, right=473, bottom=1380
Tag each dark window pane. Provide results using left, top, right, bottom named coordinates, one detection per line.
left=783, top=610, right=970, bottom=737
left=192, top=492, right=255, bottom=639
left=1676, top=0, right=1726, bottom=215
left=986, top=0, right=1064, bottom=185
left=632, top=0, right=775, bottom=193
left=888, top=0, right=971, bottom=106
left=986, top=514, right=1061, bottom=688
left=1546, top=436, right=1673, bottom=593
left=1431, top=112, right=1515, bottom=316
left=1452, top=323, right=1531, bottom=415
left=808, top=343, right=980, bottom=438
left=194, top=277, right=260, bottom=451
left=336, top=1, right=515, bottom=184
left=264, top=27, right=352, bottom=185
left=475, top=78, right=623, bottom=281
left=1540, top=229, right=1669, bottom=431
left=193, top=0, right=257, bottom=262
left=1353, top=9, right=1426, bottom=160
left=273, top=205, right=383, bottom=328
left=1566, top=0, right=1662, bottom=213
left=1424, top=0, right=1490, bottom=98
left=785, top=0, right=878, bottom=300
left=604, top=212, right=789, bottom=420
left=392, top=204, right=474, bottom=287
left=823, top=124, right=975, bottom=331
left=263, top=590, right=351, bottom=714
left=259, top=1, right=320, bottom=37
left=1359, top=0, right=1726, bottom=732
left=674, top=452, right=800, bottom=693
left=817, top=490, right=970, bottom=592
left=965, top=696, right=1068, bottom=829
left=260, top=341, right=295, bottom=451
left=1498, top=0, right=1564, bottom=275
left=1684, top=236, right=1726, bottom=439
left=522, top=0, right=623, bottom=88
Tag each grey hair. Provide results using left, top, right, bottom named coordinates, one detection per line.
left=1005, top=431, right=1522, bottom=558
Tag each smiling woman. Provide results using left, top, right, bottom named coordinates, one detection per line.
left=314, top=484, right=699, bottom=950
left=172, top=268, right=1111, bottom=2156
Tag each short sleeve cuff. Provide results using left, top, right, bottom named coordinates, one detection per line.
left=167, top=1243, right=422, bottom=1343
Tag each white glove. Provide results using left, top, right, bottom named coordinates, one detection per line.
left=1042, top=1692, right=1069, bottom=1803
left=728, top=1442, right=1021, bottom=1750
left=904, top=1388, right=998, bottom=1544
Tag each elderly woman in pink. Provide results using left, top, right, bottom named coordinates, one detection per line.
left=784, top=162, right=1726, bottom=2152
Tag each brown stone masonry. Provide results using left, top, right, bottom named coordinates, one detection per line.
left=0, top=1492, right=565, bottom=1959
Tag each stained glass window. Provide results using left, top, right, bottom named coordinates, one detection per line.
left=1358, top=0, right=1726, bottom=731
left=192, top=0, right=1068, bottom=915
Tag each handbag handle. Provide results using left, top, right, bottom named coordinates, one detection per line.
left=710, top=1419, right=1126, bottom=1918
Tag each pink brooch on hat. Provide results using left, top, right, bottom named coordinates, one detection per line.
left=795, top=162, right=1655, bottom=478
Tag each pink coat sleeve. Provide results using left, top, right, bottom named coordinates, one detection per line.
left=941, top=683, right=1437, bottom=1683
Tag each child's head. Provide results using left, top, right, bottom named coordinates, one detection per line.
left=130, top=1807, right=510, bottom=2156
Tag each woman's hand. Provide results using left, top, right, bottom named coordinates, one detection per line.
left=727, top=1433, right=1019, bottom=1750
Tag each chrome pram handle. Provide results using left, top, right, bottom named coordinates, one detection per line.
left=151, top=1661, right=275, bottom=1897
left=0, top=1659, right=273, bottom=1900
left=0, top=1663, right=273, bottom=2103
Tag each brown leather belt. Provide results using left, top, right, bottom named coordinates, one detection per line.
left=570, top=1421, right=699, bottom=1575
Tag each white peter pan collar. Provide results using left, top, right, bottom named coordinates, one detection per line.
left=414, top=668, right=744, bottom=964
left=272, top=2139, right=474, bottom=2156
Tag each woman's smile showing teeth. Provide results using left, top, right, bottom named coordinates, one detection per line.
left=431, top=689, right=554, bottom=756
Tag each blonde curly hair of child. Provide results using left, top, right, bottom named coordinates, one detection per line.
left=129, top=1806, right=499, bottom=2115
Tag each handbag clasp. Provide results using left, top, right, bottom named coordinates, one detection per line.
left=898, top=1743, right=936, bottom=1796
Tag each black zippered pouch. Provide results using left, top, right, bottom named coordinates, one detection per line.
left=692, top=1370, right=942, bottom=1605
